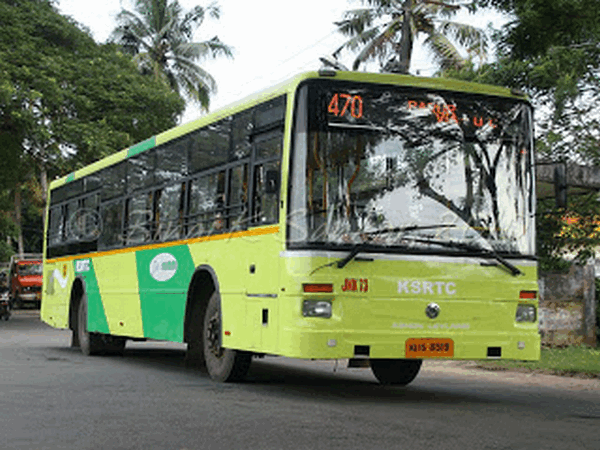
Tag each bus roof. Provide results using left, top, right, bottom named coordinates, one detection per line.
left=49, top=71, right=524, bottom=191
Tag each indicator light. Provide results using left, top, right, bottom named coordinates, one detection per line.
left=303, top=283, right=333, bottom=293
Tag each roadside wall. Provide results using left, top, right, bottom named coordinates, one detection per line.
left=538, top=264, right=597, bottom=347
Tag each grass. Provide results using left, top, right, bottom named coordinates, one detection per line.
left=476, top=346, right=600, bottom=379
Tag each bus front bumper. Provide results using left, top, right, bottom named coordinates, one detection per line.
left=277, top=328, right=541, bottom=361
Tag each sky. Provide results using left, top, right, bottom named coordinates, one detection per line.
left=56, top=0, right=506, bottom=123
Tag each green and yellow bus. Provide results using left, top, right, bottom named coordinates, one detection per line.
left=42, top=70, right=540, bottom=384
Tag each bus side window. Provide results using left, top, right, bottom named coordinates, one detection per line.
left=252, top=129, right=282, bottom=225
left=187, top=172, right=222, bottom=237
left=231, top=110, right=252, bottom=160
left=189, top=119, right=230, bottom=174
left=252, top=161, right=280, bottom=225
left=155, top=183, right=184, bottom=242
left=125, top=193, right=152, bottom=245
left=101, top=162, right=126, bottom=201
left=99, top=200, right=125, bottom=249
left=227, top=164, right=249, bottom=230
left=48, top=206, right=62, bottom=248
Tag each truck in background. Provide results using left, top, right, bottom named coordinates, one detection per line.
left=9, top=254, right=43, bottom=309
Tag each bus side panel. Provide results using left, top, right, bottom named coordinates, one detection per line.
left=41, top=261, right=74, bottom=329
left=135, top=245, right=195, bottom=342
left=77, top=258, right=109, bottom=334
left=92, top=253, right=144, bottom=338
left=188, top=228, right=282, bottom=354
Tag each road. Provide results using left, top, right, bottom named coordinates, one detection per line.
left=2, top=310, right=599, bottom=450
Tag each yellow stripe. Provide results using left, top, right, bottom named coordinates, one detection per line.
left=46, top=225, right=280, bottom=264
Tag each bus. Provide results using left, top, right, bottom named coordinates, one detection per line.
left=41, top=70, right=540, bottom=384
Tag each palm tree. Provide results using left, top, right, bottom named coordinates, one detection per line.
left=334, top=0, right=487, bottom=74
left=111, top=0, right=232, bottom=110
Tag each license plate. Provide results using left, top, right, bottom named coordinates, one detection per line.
left=405, top=338, right=454, bottom=358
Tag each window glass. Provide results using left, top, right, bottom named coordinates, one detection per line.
left=188, top=171, right=225, bottom=236
left=126, top=193, right=152, bottom=245
left=48, top=207, right=62, bottom=247
left=255, top=96, right=286, bottom=130
left=63, top=200, right=79, bottom=242
left=128, top=150, right=155, bottom=192
left=255, top=130, right=282, bottom=161
left=156, top=184, right=184, bottom=241
left=50, top=179, right=84, bottom=205
left=101, top=162, right=126, bottom=200
left=78, top=194, right=101, bottom=242
left=156, top=139, right=187, bottom=185
left=189, top=119, right=230, bottom=173
left=85, top=172, right=102, bottom=193
left=228, top=164, right=249, bottom=229
left=232, top=110, right=252, bottom=160
left=100, top=201, right=124, bottom=248
left=252, top=161, right=280, bottom=225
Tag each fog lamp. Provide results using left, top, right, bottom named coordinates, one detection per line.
left=515, top=304, right=536, bottom=322
left=302, top=300, right=332, bottom=318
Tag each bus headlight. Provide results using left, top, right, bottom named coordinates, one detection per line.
left=302, top=300, right=332, bottom=318
left=515, top=304, right=536, bottom=322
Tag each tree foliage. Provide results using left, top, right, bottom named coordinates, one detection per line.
left=110, top=0, right=232, bottom=110
left=334, top=0, right=487, bottom=74
left=0, top=0, right=185, bottom=256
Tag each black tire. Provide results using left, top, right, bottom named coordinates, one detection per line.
left=203, top=290, right=251, bottom=382
left=77, top=294, right=126, bottom=356
left=185, top=301, right=206, bottom=370
left=370, top=359, right=422, bottom=385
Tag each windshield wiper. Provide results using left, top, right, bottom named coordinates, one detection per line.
left=399, top=236, right=523, bottom=276
left=336, top=225, right=456, bottom=269
left=336, top=243, right=368, bottom=269
left=361, top=224, right=456, bottom=237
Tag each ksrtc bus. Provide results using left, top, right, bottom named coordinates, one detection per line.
left=42, top=71, right=540, bottom=384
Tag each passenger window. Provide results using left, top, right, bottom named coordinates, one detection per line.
left=101, top=162, right=126, bottom=200
left=48, top=207, right=62, bottom=247
left=189, top=119, right=230, bottom=173
left=228, top=164, right=249, bottom=229
left=231, top=110, right=252, bottom=160
left=252, top=161, right=280, bottom=225
left=126, top=193, right=152, bottom=245
left=128, top=150, right=155, bottom=192
left=155, top=184, right=184, bottom=241
left=156, top=140, right=187, bottom=185
left=255, top=130, right=282, bottom=161
left=99, top=201, right=124, bottom=249
left=187, top=171, right=225, bottom=237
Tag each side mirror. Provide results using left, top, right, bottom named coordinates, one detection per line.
left=265, top=169, right=279, bottom=194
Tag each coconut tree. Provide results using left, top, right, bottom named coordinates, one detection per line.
left=334, top=0, right=487, bottom=74
left=111, top=0, right=232, bottom=110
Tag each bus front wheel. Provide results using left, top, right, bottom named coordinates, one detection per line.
left=203, top=290, right=252, bottom=382
left=77, top=294, right=125, bottom=356
left=370, top=359, right=422, bottom=385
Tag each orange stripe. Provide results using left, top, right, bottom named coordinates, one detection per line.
left=46, top=225, right=280, bottom=264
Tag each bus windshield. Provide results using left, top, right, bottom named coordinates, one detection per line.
left=289, top=80, right=535, bottom=256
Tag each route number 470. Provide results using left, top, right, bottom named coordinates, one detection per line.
left=328, top=93, right=364, bottom=119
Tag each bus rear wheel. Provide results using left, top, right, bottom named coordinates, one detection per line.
left=203, top=290, right=251, bottom=382
left=77, top=294, right=126, bottom=356
left=370, top=359, right=422, bottom=385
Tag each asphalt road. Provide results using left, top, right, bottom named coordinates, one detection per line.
left=2, top=310, right=599, bottom=450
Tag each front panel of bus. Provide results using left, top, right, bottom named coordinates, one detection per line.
left=280, top=78, right=540, bottom=361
